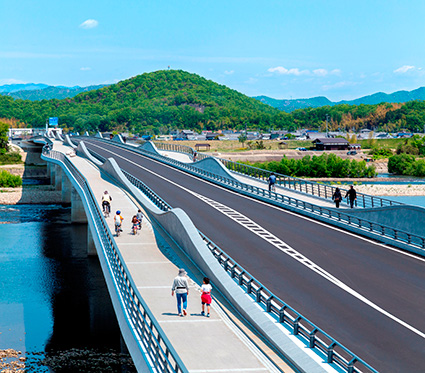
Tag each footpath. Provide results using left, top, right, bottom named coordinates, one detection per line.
left=51, top=140, right=293, bottom=373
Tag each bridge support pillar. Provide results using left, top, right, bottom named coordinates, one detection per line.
left=87, top=227, right=97, bottom=256
left=62, top=174, right=72, bottom=204
left=49, top=162, right=56, bottom=186
left=71, top=187, right=87, bottom=223
left=54, top=165, right=62, bottom=191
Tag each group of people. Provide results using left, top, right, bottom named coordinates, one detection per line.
left=171, top=268, right=212, bottom=318
left=101, top=191, right=144, bottom=234
left=332, top=185, right=357, bottom=208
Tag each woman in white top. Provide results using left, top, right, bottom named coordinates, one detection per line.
left=201, top=277, right=212, bottom=317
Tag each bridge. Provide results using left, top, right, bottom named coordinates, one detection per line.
left=38, top=133, right=425, bottom=373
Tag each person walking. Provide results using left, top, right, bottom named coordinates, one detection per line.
left=200, top=277, right=212, bottom=317
left=268, top=172, right=277, bottom=192
left=171, top=268, right=189, bottom=317
left=345, top=185, right=357, bottom=208
left=332, top=187, right=342, bottom=208
left=136, top=209, right=143, bottom=229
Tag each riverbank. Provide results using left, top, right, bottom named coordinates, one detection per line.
left=0, top=185, right=62, bottom=204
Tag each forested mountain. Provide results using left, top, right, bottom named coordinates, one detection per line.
left=0, top=70, right=293, bottom=133
left=0, top=83, right=49, bottom=93
left=256, top=87, right=425, bottom=112
left=1, top=69, right=425, bottom=134
left=8, top=85, right=108, bottom=101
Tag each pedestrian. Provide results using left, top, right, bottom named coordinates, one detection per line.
left=200, top=277, right=212, bottom=317
left=171, top=268, right=189, bottom=317
left=332, top=187, right=342, bottom=208
left=193, top=151, right=197, bottom=162
left=345, top=185, right=357, bottom=208
left=136, top=209, right=143, bottom=229
left=268, top=172, right=277, bottom=192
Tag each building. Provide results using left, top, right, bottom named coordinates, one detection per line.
left=312, top=138, right=349, bottom=151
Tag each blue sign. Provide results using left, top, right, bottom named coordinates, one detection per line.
left=49, top=117, right=58, bottom=126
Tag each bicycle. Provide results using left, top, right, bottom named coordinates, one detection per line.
left=103, top=202, right=111, bottom=218
left=115, top=223, right=121, bottom=237
left=132, top=224, right=138, bottom=235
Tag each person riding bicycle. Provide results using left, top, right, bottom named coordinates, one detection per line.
left=136, top=209, right=144, bottom=230
left=114, top=210, right=124, bottom=232
left=102, top=191, right=112, bottom=215
left=268, top=173, right=277, bottom=191
left=131, top=215, right=140, bottom=234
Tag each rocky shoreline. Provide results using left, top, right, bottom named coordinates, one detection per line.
left=0, top=185, right=63, bottom=205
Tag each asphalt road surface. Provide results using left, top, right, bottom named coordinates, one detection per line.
left=79, top=139, right=425, bottom=372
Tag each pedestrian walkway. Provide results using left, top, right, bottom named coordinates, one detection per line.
left=51, top=140, right=293, bottom=373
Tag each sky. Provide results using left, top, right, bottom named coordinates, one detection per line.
left=1, top=0, right=425, bottom=101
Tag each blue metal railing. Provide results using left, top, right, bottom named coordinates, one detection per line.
left=43, top=148, right=187, bottom=373
left=117, top=166, right=377, bottom=373
left=80, top=137, right=425, bottom=254
left=152, top=141, right=401, bottom=209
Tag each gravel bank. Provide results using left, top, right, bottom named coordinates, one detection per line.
left=0, top=186, right=62, bottom=205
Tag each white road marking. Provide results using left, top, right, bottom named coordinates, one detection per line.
left=87, top=140, right=425, bottom=339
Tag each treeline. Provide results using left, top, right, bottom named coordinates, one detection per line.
left=1, top=69, right=425, bottom=134
left=248, top=153, right=376, bottom=178
left=388, top=154, right=425, bottom=177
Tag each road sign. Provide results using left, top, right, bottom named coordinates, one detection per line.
left=49, top=117, right=58, bottom=126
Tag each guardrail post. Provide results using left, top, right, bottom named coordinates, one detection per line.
left=348, top=357, right=357, bottom=373
left=293, top=316, right=301, bottom=335
left=238, top=271, right=245, bottom=286
left=256, top=287, right=263, bottom=303
left=309, top=328, right=318, bottom=348
left=266, top=296, right=273, bottom=312
left=327, top=342, right=336, bottom=363
left=247, top=279, right=253, bottom=295
left=279, top=306, right=286, bottom=323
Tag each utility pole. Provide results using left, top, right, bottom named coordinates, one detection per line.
left=326, top=114, right=329, bottom=137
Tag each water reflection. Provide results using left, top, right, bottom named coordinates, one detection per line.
left=0, top=205, right=135, bottom=371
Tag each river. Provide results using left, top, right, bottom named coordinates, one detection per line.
left=0, top=204, right=135, bottom=372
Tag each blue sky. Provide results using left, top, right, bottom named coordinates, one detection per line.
left=1, top=0, right=425, bottom=101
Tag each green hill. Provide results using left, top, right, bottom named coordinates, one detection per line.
left=0, top=70, right=292, bottom=133
left=8, top=85, right=108, bottom=101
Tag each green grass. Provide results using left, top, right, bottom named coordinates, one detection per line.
left=0, top=152, right=23, bottom=165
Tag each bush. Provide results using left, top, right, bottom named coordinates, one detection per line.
left=369, top=146, right=393, bottom=159
left=0, top=170, right=22, bottom=187
left=247, top=153, right=376, bottom=178
left=0, top=152, right=22, bottom=165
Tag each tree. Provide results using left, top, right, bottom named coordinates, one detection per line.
left=238, top=133, right=247, bottom=147
left=0, top=121, right=9, bottom=155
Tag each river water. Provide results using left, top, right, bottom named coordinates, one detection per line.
left=0, top=204, right=135, bottom=372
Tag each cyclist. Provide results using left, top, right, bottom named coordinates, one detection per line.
left=131, top=215, right=140, bottom=235
left=102, top=191, right=112, bottom=216
left=136, top=209, right=144, bottom=230
left=268, top=172, right=277, bottom=192
left=114, top=210, right=124, bottom=236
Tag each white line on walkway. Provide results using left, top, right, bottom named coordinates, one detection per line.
left=158, top=319, right=222, bottom=323
left=127, top=261, right=170, bottom=264
left=190, top=369, right=268, bottom=372
left=88, top=141, right=425, bottom=339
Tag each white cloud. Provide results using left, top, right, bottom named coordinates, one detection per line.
left=394, top=65, right=415, bottom=74
left=268, top=66, right=309, bottom=76
left=79, top=19, right=99, bottom=29
left=313, top=69, right=328, bottom=77
left=330, top=69, right=341, bottom=75
left=224, top=70, right=234, bottom=75
left=0, top=78, right=26, bottom=85
left=80, top=67, right=91, bottom=71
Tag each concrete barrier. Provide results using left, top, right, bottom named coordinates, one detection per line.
left=77, top=141, right=103, bottom=167
left=65, top=134, right=77, bottom=149
left=344, top=204, right=425, bottom=237
left=100, top=156, right=328, bottom=373
left=112, top=134, right=124, bottom=144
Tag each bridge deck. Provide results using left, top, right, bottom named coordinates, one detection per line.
left=156, top=149, right=347, bottom=209
left=52, top=141, right=293, bottom=373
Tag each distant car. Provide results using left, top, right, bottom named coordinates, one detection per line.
left=296, top=147, right=308, bottom=151
left=347, top=150, right=357, bottom=155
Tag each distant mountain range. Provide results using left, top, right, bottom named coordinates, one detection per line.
left=0, top=83, right=108, bottom=100
left=254, top=87, right=425, bottom=112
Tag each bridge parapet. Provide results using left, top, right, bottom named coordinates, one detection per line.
left=42, top=148, right=188, bottom=373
